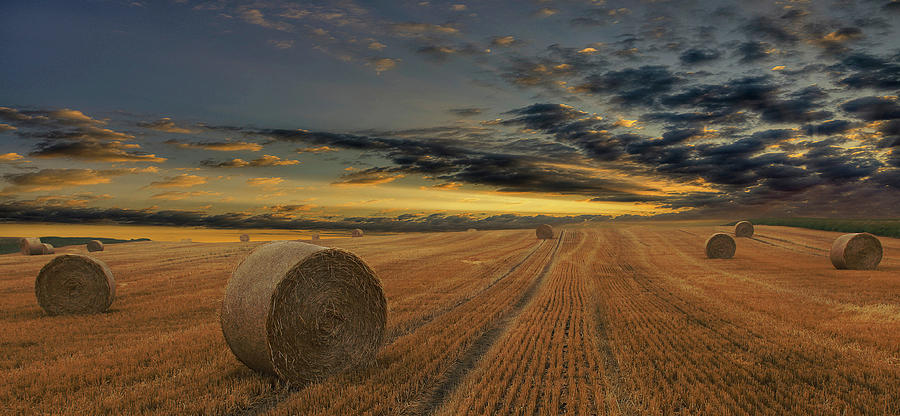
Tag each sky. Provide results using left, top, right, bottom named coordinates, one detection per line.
left=1, top=0, right=899, bottom=234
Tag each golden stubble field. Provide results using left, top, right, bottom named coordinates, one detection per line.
left=1, top=223, right=899, bottom=415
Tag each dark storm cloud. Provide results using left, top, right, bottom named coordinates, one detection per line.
left=802, top=120, right=855, bottom=136
left=742, top=16, right=799, bottom=45
left=660, top=75, right=777, bottom=111
left=576, top=65, right=681, bottom=106
left=759, top=85, right=832, bottom=123
left=0, top=201, right=608, bottom=232
left=841, top=96, right=900, bottom=121
left=831, top=52, right=900, bottom=91
left=253, top=124, right=649, bottom=198
left=877, top=120, right=900, bottom=149
left=802, top=142, right=881, bottom=182
left=500, top=103, right=628, bottom=161
left=492, top=101, right=888, bottom=204
left=501, top=103, right=587, bottom=131
left=734, top=41, right=773, bottom=63
left=679, top=48, right=722, bottom=65
left=640, top=111, right=749, bottom=127
left=658, top=76, right=832, bottom=123
left=492, top=102, right=873, bottom=203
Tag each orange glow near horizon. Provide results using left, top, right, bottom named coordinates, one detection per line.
left=0, top=223, right=380, bottom=243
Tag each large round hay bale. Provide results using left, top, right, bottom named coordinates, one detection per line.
left=221, top=241, right=387, bottom=385
left=536, top=224, right=554, bottom=239
left=20, top=237, right=43, bottom=255
left=352, top=228, right=364, bottom=238
left=35, top=254, right=116, bottom=315
left=41, top=243, right=55, bottom=254
left=734, top=221, right=754, bottom=237
left=87, top=240, right=104, bottom=252
left=830, top=233, right=882, bottom=270
left=240, top=234, right=250, bottom=242
left=705, top=233, right=736, bottom=259
left=467, top=228, right=477, bottom=232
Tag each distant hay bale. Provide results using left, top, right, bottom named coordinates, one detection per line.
left=352, top=229, right=364, bottom=238
left=705, top=233, right=736, bottom=259
left=41, top=243, right=55, bottom=255
left=312, top=233, right=320, bottom=240
left=240, top=234, right=250, bottom=242
left=34, top=254, right=116, bottom=315
left=830, top=233, right=882, bottom=270
left=734, top=221, right=754, bottom=237
left=536, top=224, right=554, bottom=239
left=87, top=240, right=104, bottom=252
left=19, top=237, right=43, bottom=255
left=181, top=239, right=192, bottom=243
left=467, top=228, right=477, bottom=232
left=221, top=241, right=387, bottom=385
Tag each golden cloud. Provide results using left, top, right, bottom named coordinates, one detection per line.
left=247, top=177, right=285, bottom=186
left=138, top=117, right=193, bottom=133
left=1, top=168, right=154, bottom=195
left=144, top=174, right=209, bottom=189
left=165, top=139, right=263, bottom=151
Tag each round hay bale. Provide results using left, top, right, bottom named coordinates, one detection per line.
left=87, top=240, right=104, bottom=252
left=41, top=243, right=55, bottom=255
left=830, top=233, right=882, bottom=270
left=734, top=221, right=754, bottom=237
left=312, top=233, right=320, bottom=240
left=221, top=241, right=387, bottom=385
left=467, top=228, right=477, bottom=232
left=240, top=234, right=250, bottom=242
left=352, top=229, right=364, bottom=238
left=34, top=254, right=116, bottom=315
left=536, top=224, right=554, bottom=239
left=20, top=237, right=43, bottom=255
left=705, top=233, right=736, bottom=259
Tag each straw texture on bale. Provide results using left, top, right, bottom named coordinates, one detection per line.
left=221, top=241, right=387, bottom=385
left=20, top=237, right=43, bottom=255
left=830, top=233, right=883, bottom=270
left=734, top=221, right=754, bottom=237
left=87, top=240, right=104, bottom=252
left=536, top=224, right=554, bottom=239
left=35, top=254, right=116, bottom=315
left=352, top=229, right=364, bottom=237
left=705, top=233, right=736, bottom=259
left=41, top=243, right=55, bottom=254
left=240, top=234, right=250, bottom=242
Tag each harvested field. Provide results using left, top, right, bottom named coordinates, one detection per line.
left=1, top=224, right=898, bottom=415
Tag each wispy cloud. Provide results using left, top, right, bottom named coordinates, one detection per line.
left=201, top=154, right=299, bottom=167
left=137, top=117, right=193, bottom=133
left=144, top=174, right=208, bottom=189
left=164, top=139, right=263, bottom=151
left=1, top=167, right=156, bottom=195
